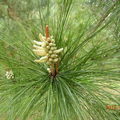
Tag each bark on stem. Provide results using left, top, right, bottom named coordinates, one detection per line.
left=45, top=25, right=57, bottom=77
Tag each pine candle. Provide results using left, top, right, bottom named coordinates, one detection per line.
left=33, top=25, right=63, bottom=76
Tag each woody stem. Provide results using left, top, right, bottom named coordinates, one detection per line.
left=45, top=25, right=57, bottom=77
left=55, top=62, right=59, bottom=74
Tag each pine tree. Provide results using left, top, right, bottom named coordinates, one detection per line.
left=0, top=0, right=120, bottom=120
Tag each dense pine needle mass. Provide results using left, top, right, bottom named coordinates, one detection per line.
left=0, top=0, right=120, bottom=120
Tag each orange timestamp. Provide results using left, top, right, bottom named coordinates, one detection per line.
left=106, top=105, right=120, bottom=110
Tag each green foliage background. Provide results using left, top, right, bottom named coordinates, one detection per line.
left=0, top=0, right=120, bottom=120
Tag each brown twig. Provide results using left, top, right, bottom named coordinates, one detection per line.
left=45, top=25, right=56, bottom=77
left=3, top=0, right=20, bottom=21
left=55, top=62, right=59, bottom=75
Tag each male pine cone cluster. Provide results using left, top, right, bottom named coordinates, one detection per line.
left=33, top=33, right=63, bottom=64
left=5, top=70, right=14, bottom=79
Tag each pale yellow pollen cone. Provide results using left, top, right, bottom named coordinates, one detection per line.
left=33, top=40, right=44, bottom=46
left=33, top=45, right=44, bottom=50
left=33, top=32, right=63, bottom=65
left=39, top=33, right=46, bottom=42
left=34, top=56, right=48, bottom=63
left=53, top=58, right=59, bottom=62
left=33, top=49, right=47, bottom=56
left=54, top=48, right=63, bottom=54
left=47, top=68, right=51, bottom=73
left=51, top=54, right=57, bottom=58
